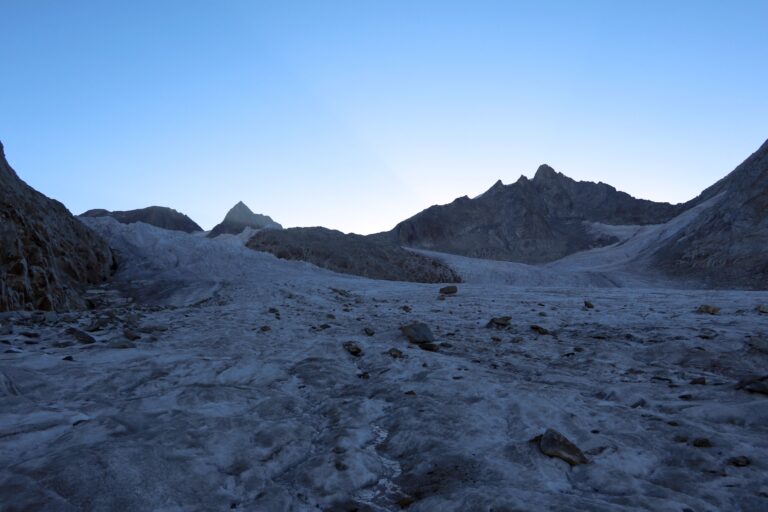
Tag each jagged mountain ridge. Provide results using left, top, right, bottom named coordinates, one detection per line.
left=651, top=138, right=768, bottom=289
left=80, top=206, right=203, bottom=233
left=208, top=201, right=282, bottom=238
left=0, top=141, right=115, bottom=311
left=380, top=164, right=687, bottom=263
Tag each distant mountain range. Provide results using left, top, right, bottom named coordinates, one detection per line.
left=0, top=136, right=766, bottom=311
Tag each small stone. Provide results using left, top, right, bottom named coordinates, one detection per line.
left=690, top=377, right=706, bottom=385
left=268, top=307, right=279, bottom=314
left=401, top=305, right=412, bottom=313
left=259, top=325, right=271, bottom=332
left=584, top=300, right=594, bottom=309
left=530, top=325, right=550, bottom=335
left=679, top=394, right=693, bottom=401
left=363, top=327, right=375, bottom=336
left=696, top=305, right=720, bottom=315
left=387, top=348, right=404, bottom=358
left=419, top=343, right=439, bottom=352
left=728, top=456, right=750, bottom=467
left=439, top=285, right=458, bottom=295
left=537, top=429, right=588, bottom=465
left=692, top=438, right=712, bottom=448
left=123, top=329, right=141, bottom=341
left=343, top=341, right=363, bottom=357
left=756, top=305, right=768, bottom=314
left=400, top=322, right=435, bottom=344
left=673, top=435, right=688, bottom=443
left=486, top=316, right=511, bottom=329
left=631, top=399, right=647, bottom=408
left=62, top=355, right=74, bottom=361
left=65, top=327, right=96, bottom=345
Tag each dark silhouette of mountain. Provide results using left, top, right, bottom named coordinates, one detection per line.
left=0, top=141, right=115, bottom=311
left=80, top=206, right=203, bottom=233
left=651, top=138, right=768, bottom=289
left=379, top=165, right=686, bottom=263
left=247, top=227, right=461, bottom=283
left=208, top=201, right=282, bottom=238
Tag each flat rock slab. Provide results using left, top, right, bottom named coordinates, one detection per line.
left=537, top=429, right=589, bottom=466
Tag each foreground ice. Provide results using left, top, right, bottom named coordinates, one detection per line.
left=1, top=219, right=767, bottom=511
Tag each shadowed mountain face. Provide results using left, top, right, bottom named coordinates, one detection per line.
left=80, top=206, right=203, bottom=233
left=652, top=138, right=768, bottom=289
left=208, top=201, right=282, bottom=238
left=247, top=227, right=461, bottom=283
left=382, top=165, right=687, bottom=263
left=0, top=141, right=115, bottom=311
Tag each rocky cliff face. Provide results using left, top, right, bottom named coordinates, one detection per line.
left=383, top=165, right=686, bottom=263
left=652, top=138, right=768, bottom=289
left=0, top=141, right=115, bottom=311
left=248, top=227, right=461, bottom=283
left=81, top=206, right=203, bottom=233
left=208, top=201, right=282, bottom=238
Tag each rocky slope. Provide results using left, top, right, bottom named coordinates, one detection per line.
left=247, top=227, right=461, bottom=283
left=208, top=201, right=282, bottom=238
left=651, top=138, right=768, bottom=289
left=380, top=165, right=687, bottom=263
left=80, top=206, right=203, bottom=233
left=0, top=141, right=115, bottom=311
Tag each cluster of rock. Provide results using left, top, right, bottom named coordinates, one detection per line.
left=247, top=227, right=462, bottom=283
left=80, top=206, right=203, bottom=233
left=0, top=141, right=115, bottom=311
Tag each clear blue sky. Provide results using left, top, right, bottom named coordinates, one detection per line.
left=1, top=1, right=766, bottom=234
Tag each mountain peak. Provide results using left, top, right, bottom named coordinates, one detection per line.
left=533, top=164, right=558, bottom=181
left=208, top=201, right=282, bottom=238
left=224, top=201, right=257, bottom=224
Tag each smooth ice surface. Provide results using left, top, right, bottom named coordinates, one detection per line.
left=1, top=218, right=767, bottom=511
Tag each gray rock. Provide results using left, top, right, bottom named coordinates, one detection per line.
left=400, top=322, right=435, bottom=344
left=487, top=316, right=512, bottom=329
left=343, top=341, right=362, bottom=357
left=439, top=285, right=458, bottom=295
left=65, top=327, right=96, bottom=345
left=0, top=140, right=115, bottom=311
left=696, top=305, right=720, bottom=315
left=537, top=429, right=589, bottom=465
left=736, top=375, right=768, bottom=395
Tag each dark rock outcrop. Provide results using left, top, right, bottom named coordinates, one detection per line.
left=247, top=227, right=461, bottom=283
left=0, top=141, right=115, bottom=311
left=80, top=206, right=202, bottom=233
left=379, top=165, right=686, bottom=263
left=651, top=138, right=768, bottom=289
left=208, top=201, right=282, bottom=238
